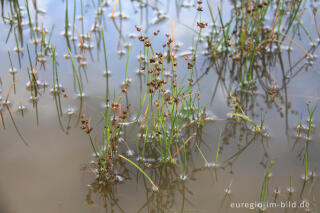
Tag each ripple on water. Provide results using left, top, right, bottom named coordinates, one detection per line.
left=273, top=188, right=281, bottom=195
left=179, top=174, right=188, bottom=181
left=118, top=50, right=126, bottom=56
left=9, top=68, right=17, bottom=74
left=76, top=92, right=87, bottom=98
left=65, top=107, right=76, bottom=116
left=225, top=188, right=232, bottom=195
left=128, top=33, right=137, bottom=39
left=28, top=96, right=40, bottom=103
left=287, top=187, right=295, bottom=193
left=206, top=162, right=221, bottom=168
left=17, top=104, right=27, bottom=112
left=135, top=69, right=144, bottom=75
left=2, top=100, right=12, bottom=107
left=126, top=149, right=135, bottom=157
left=26, top=80, right=42, bottom=89
left=116, top=175, right=124, bottom=182
left=300, top=174, right=309, bottom=181
left=103, top=70, right=112, bottom=77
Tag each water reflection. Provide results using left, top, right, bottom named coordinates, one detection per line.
left=0, top=0, right=320, bottom=212
left=84, top=117, right=319, bottom=212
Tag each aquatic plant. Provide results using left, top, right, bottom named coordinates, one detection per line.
left=3, top=82, right=29, bottom=146
left=304, top=142, right=308, bottom=181
left=306, top=102, right=316, bottom=140
left=288, top=174, right=294, bottom=193
left=296, top=113, right=303, bottom=137
left=227, top=95, right=266, bottom=133
left=0, top=1, right=319, bottom=211
left=79, top=3, right=217, bottom=184
left=203, top=0, right=313, bottom=90
left=215, top=132, right=221, bottom=167
left=259, top=160, right=275, bottom=212
left=119, top=154, right=158, bottom=191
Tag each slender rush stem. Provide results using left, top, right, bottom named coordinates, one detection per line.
left=119, top=154, right=158, bottom=191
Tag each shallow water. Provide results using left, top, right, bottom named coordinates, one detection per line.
left=0, top=0, right=320, bottom=212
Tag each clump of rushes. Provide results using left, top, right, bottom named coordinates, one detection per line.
left=205, top=0, right=311, bottom=89
left=82, top=95, right=131, bottom=184
left=133, top=23, right=210, bottom=164
left=84, top=14, right=218, bottom=185
left=81, top=2, right=227, bottom=187
left=132, top=2, right=215, bottom=164
left=80, top=114, right=120, bottom=184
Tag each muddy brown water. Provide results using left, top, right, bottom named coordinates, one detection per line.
left=0, top=0, right=320, bottom=212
